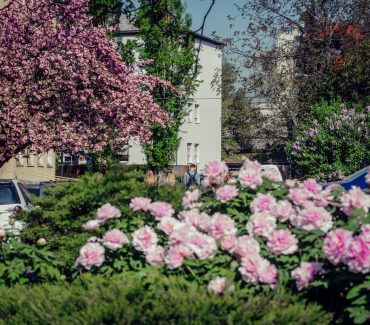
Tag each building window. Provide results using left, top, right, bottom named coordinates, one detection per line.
left=37, top=154, right=44, bottom=167
left=194, top=104, right=200, bottom=123
left=15, top=154, right=24, bottom=167
left=186, top=143, right=192, bottom=163
left=25, top=151, right=33, bottom=166
left=187, top=102, right=193, bottom=123
left=194, top=144, right=199, bottom=163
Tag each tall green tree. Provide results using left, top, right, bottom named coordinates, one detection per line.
left=88, top=0, right=122, bottom=26
left=133, top=0, right=197, bottom=173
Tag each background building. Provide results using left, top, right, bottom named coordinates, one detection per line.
left=0, top=151, right=56, bottom=183
left=118, top=21, right=222, bottom=172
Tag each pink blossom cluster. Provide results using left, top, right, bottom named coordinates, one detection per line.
left=83, top=203, right=122, bottom=231
left=0, top=0, right=170, bottom=168
left=129, top=197, right=152, bottom=212
left=291, top=262, right=323, bottom=290
left=216, top=185, right=238, bottom=203
left=203, top=161, right=229, bottom=187
left=182, top=189, right=202, bottom=209
left=324, top=226, right=370, bottom=273
left=149, top=202, right=175, bottom=220
left=340, top=186, right=370, bottom=217
left=238, top=160, right=263, bottom=189
left=208, top=277, right=226, bottom=295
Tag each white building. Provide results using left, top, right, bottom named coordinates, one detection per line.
left=117, top=21, right=222, bottom=172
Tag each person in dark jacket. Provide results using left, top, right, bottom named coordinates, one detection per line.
left=184, top=164, right=201, bottom=189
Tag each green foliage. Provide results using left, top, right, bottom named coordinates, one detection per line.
left=0, top=272, right=332, bottom=324
left=131, top=0, right=197, bottom=172
left=287, top=99, right=370, bottom=180
left=19, top=171, right=184, bottom=270
left=88, top=0, right=122, bottom=26
left=0, top=238, right=62, bottom=287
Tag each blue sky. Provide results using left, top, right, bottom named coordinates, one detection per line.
left=183, top=0, right=246, bottom=39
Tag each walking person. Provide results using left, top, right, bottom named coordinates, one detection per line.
left=184, top=164, right=201, bottom=189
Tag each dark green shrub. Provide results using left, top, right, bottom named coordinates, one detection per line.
left=0, top=272, right=332, bottom=325
left=19, top=171, right=185, bottom=269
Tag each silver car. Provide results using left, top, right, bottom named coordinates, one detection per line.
left=0, top=179, right=31, bottom=232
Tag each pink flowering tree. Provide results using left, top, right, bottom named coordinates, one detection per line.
left=0, top=0, right=170, bottom=168
left=74, top=159, right=370, bottom=323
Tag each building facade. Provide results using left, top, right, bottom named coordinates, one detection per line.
left=0, top=151, right=56, bottom=183
left=118, top=22, right=222, bottom=172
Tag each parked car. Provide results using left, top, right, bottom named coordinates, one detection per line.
left=321, top=166, right=369, bottom=191
left=26, top=181, right=55, bottom=197
left=0, top=179, right=31, bottom=231
left=260, top=165, right=284, bottom=182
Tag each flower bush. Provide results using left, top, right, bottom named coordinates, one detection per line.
left=74, top=159, right=370, bottom=323
left=287, top=100, right=370, bottom=181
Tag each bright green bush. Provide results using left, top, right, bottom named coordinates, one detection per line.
left=0, top=272, right=332, bottom=325
left=287, top=99, right=369, bottom=181
left=19, top=170, right=184, bottom=269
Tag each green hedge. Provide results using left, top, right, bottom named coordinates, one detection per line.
left=20, top=170, right=184, bottom=268
left=0, top=272, right=332, bottom=325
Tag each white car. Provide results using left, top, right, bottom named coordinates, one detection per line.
left=261, top=165, right=284, bottom=182
left=0, top=179, right=31, bottom=232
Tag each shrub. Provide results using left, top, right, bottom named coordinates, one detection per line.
left=19, top=170, right=185, bottom=270
left=73, top=160, right=370, bottom=323
left=0, top=272, right=332, bottom=324
left=287, top=99, right=369, bottom=181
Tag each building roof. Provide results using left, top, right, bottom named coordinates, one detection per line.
left=118, top=19, right=223, bottom=46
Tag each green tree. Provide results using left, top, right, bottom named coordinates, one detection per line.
left=88, top=0, right=122, bottom=26
left=221, top=61, right=263, bottom=159
left=133, top=0, right=197, bottom=173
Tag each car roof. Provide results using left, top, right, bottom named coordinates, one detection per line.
left=0, top=179, right=16, bottom=183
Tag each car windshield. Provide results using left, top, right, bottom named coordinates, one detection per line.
left=0, top=182, right=21, bottom=205
left=345, top=167, right=369, bottom=181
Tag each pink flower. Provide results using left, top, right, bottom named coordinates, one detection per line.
left=360, top=224, right=370, bottom=243
left=196, top=212, right=212, bottom=232
left=238, top=255, right=264, bottom=284
left=96, top=203, right=121, bottom=223
left=145, top=245, right=165, bottom=268
left=187, top=232, right=218, bottom=260
left=291, top=262, right=323, bottom=290
left=157, top=217, right=181, bottom=235
left=149, top=201, right=175, bottom=220
left=241, top=160, right=261, bottom=173
left=238, top=170, right=263, bottom=189
left=165, top=246, right=184, bottom=269
left=347, top=236, right=370, bottom=273
left=76, top=242, right=105, bottom=270
left=102, top=229, right=129, bottom=251
left=267, top=229, right=298, bottom=255
left=179, top=210, right=200, bottom=227
left=216, top=185, right=238, bottom=203
left=259, top=262, right=278, bottom=288
left=234, top=235, right=261, bottom=259
left=129, top=197, right=152, bottom=211
left=272, top=200, right=296, bottom=222
left=182, top=189, right=201, bottom=210
left=295, top=206, right=333, bottom=233
left=288, top=188, right=309, bottom=206
left=175, top=243, right=194, bottom=258
left=239, top=254, right=278, bottom=287
left=302, top=179, right=322, bottom=196
left=285, top=179, right=299, bottom=188
left=323, top=229, right=353, bottom=265
left=250, top=193, right=277, bottom=213
left=220, top=234, right=237, bottom=252
left=208, top=277, right=226, bottom=295
left=246, top=212, right=277, bottom=238
left=313, top=188, right=334, bottom=207
left=83, top=220, right=100, bottom=231
left=169, top=223, right=195, bottom=246
left=132, top=226, right=158, bottom=252
left=209, top=213, right=237, bottom=240
left=204, top=160, right=229, bottom=178
left=340, top=186, right=370, bottom=217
